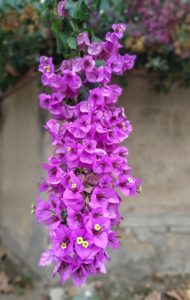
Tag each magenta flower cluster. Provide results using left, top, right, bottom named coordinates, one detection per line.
left=34, top=23, right=141, bottom=287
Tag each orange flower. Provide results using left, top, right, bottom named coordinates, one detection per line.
left=1, top=10, right=20, bottom=32
left=20, top=5, right=39, bottom=24
left=125, top=36, right=145, bottom=53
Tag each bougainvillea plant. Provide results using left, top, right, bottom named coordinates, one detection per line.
left=1, top=0, right=190, bottom=96
left=0, top=0, right=101, bottom=96
left=95, top=0, right=190, bottom=91
left=124, top=0, right=190, bottom=90
left=32, top=1, right=141, bottom=287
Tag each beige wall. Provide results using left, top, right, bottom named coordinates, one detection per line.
left=0, top=77, right=190, bottom=281
left=0, top=79, right=49, bottom=276
left=115, top=76, right=190, bottom=280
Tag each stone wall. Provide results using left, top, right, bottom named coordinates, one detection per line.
left=0, top=79, right=49, bottom=276
left=0, top=76, right=190, bottom=281
left=114, top=76, right=190, bottom=281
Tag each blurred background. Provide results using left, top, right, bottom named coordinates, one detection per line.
left=0, top=0, right=190, bottom=299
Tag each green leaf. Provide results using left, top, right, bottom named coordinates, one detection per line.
left=57, top=32, right=67, bottom=52
left=67, top=36, right=77, bottom=50
left=95, top=60, right=105, bottom=67
left=65, top=0, right=79, bottom=19
left=51, top=20, right=68, bottom=52
left=51, top=20, right=61, bottom=36
left=65, top=0, right=87, bottom=21
left=99, top=0, right=109, bottom=11
left=91, top=32, right=101, bottom=42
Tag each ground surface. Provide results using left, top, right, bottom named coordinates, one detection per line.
left=1, top=244, right=190, bottom=300
left=1, top=273, right=190, bottom=300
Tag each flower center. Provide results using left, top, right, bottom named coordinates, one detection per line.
left=72, top=183, right=77, bottom=189
left=61, top=242, right=67, bottom=249
left=128, top=177, right=133, bottom=183
left=77, top=237, right=83, bottom=245
left=31, top=203, right=35, bottom=215
left=82, top=241, right=89, bottom=248
left=67, top=146, right=71, bottom=151
left=94, top=224, right=101, bottom=231
left=136, top=185, right=142, bottom=193
left=44, top=65, right=51, bottom=73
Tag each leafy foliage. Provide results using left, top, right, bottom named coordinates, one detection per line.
left=0, top=0, right=53, bottom=95
left=1, top=0, right=190, bottom=95
left=0, top=0, right=100, bottom=96
left=95, top=0, right=190, bottom=92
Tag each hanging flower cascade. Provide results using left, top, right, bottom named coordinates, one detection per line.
left=33, top=23, right=141, bottom=287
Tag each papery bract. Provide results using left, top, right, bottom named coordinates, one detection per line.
left=57, top=1, right=67, bottom=17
